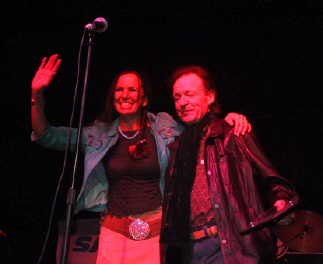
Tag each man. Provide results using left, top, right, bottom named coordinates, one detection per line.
left=160, top=65, right=298, bottom=264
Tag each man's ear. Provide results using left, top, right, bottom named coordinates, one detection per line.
left=207, top=90, right=215, bottom=105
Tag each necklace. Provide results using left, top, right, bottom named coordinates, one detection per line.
left=118, top=126, right=140, bottom=139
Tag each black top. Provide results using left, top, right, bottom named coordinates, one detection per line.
left=102, top=128, right=162, bottom=216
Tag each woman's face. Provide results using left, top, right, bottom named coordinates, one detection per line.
left=114, top=73, right=148, bottom=119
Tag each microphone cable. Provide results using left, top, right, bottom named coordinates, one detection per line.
left=37, top=30, right=86, bottom=264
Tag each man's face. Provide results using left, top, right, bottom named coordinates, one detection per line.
left=173, top=73, right=215, bottom=125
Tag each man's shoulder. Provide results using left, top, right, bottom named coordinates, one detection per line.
left=208, top=117, right=230, bottom=137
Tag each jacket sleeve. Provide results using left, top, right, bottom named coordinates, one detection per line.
left=236, top=131, right=298, bottom=207
left=31, top=125, right=90, bottom=152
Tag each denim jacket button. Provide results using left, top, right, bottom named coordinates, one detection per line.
left=221, top=239, right=227, bottom=244
left=214, top=204, right=219, bottom=208
left=207, top=170, right=212, bottom=175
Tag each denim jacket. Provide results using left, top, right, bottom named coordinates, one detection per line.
left=31, top=112, right=183, bottom=213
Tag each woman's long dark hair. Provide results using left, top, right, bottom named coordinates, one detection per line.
left=97, top=70, right=152, bottom=160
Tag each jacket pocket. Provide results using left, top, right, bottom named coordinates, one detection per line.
left=86, top=135, right=103, bottom=149
left=157, top=127, right=180, bottom=139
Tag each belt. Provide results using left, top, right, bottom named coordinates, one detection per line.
left=191, top=225, right=218, bottom=240
left=101, top=214, right=161, bottom=241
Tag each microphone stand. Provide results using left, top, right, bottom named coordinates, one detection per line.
left=60, top=31, right=95, bottom=264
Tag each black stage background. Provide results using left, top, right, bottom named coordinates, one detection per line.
left=1, top=1, right=323, bottom=263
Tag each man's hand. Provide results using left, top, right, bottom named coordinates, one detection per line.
left=274, top=200, right=286, bottom=211
left=275, top=199, right=295, bottom=225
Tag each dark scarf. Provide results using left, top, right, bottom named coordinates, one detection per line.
left=164, top=111, right=216, bottom=245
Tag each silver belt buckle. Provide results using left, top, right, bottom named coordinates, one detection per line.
left=129, top=218, right=151, bottom=240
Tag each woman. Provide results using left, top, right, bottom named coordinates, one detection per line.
left=31, top=54, right=251, bottom=263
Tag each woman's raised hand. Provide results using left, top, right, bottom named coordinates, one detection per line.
left=31, top=54, right=61, bottom=93
left=224, top=112, right=252, bottom=137
left=31, top=55, right=61, bottom=139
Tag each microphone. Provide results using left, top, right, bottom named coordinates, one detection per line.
left=240, top=198, right=299, bottom=236
left=85, top=17, right=108, bottom=33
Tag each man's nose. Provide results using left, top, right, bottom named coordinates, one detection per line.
left=178, top=96, right=188, bottom=106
